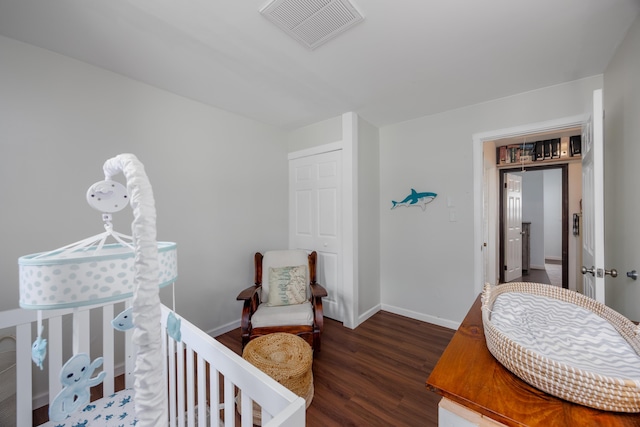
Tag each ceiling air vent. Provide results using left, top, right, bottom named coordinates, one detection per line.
left=260, top=0, right=364, bottom=50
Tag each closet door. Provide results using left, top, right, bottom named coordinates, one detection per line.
left=289, top=150, right=343, bottom=321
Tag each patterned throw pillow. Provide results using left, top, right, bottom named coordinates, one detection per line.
left=267, top=265, right=307, bottom=306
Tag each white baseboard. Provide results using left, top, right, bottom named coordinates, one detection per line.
left=357, top=304, right=381, bottom=326
left=530, top=264, right=545, bottom=270
left=210, top=319, right=241, bottom=338
left=380, top=304, right=459, bottom=330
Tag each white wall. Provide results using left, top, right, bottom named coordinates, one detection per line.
left=287, top=116, right=342, bottom=152
left=0, top=35, right=289, bottom=335
left=543, top=169, right=562, bottom=260
left=357, top=116, right=380, bottom=319
left=380, top=76, right=602, bottom=326
left=603, top=14, right=640, bottom=321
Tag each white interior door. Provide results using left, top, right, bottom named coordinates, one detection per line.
left=504, top=173, right=523, bottom=282
left=289, top=150, right=343, bottom=321
left=581, top=89, right=606, bottom=303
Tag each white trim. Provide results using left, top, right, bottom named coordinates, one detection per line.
left=287, top=141, right=342, bottom=160
left=358, top=304, right=380, bottom=325
left=472, top=115, right=587, bottom=296
left=342, top=112, right=358, bottom=329
left=210, top=319, right=241, bottom=338
left=381, top=304, right=459, bottom=330
left=473, top=115, right=586, bottom=142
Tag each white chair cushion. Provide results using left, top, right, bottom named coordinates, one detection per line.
left=251, top=301, right=314, bottom=328
left=261, top=250, right=309, bottom=302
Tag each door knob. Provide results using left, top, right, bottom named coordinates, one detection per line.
left=627, top=270, right=638, bottom=280
left=581, top=266, right=595, bottom=276
left=605, top=269, right=618, bottom=278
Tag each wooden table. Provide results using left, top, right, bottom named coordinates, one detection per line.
left=426, top=295, right=640, bottom=426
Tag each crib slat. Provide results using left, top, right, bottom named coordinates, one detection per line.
left=240, top=387, right=252, bottom=427
left=161, top=320, right=170, bottom=426
left=124, top=304, right=135, bottom=389
left=48, top=315, right=63, bottom=407
left=224, top=376, right=235, bottom=427
left=197, top=354, right=206, bottom=426
left=102, top=304, right=115, bottom=396
left=16, top=322, right=32, bottom=427
left=177, top=341, right=185, bottom=427
left=168, top=337, right=177, bottom=427
left=186, top=345, right=195, bottom=427
left=74, top=309, right=90, bottom=355
left=209, top=364, right=220, bottom=427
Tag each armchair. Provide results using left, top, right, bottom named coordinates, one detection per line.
left=236, top=250, right=328, bottom=352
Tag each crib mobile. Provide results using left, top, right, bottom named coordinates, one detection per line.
left=18, top=154, right=179, bottom=425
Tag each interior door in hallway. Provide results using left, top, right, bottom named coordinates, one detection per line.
left=581, top=89, right=606, bottom=303
left=289, top=150, right=343, bottom=322
left=504, top=173, right=523, bottom=282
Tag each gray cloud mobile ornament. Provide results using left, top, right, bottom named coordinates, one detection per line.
left=391, top=189, right=437, bottom=210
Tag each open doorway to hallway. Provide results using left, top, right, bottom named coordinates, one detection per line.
left=499, top=165, right=567, bottom=287
left=475, top=115, right=586, bottom=296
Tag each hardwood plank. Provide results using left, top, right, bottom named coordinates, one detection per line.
left=217, top=310, right=455, bottom=427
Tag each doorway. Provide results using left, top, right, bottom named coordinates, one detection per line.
left=499, top=164, right=569, bottom=288
left=472, top=115, right=586, bottom=296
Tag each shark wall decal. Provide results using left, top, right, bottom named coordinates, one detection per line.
left=391, top=189, right=437, bottom=210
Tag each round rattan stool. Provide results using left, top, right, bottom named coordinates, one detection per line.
left=238, top=333, right=313, bottom=425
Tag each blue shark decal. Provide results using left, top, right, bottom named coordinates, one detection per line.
left=391, top=189, right=437, bottom=210
left=111, top=307, right=134, bottom=331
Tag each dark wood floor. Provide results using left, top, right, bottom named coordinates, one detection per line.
left=216, top=311, right=455, bottom=427
left=511, top=267, right=551, bottom=284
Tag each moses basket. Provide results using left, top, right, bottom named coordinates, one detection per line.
left=482, top=282, right=640, bottom=412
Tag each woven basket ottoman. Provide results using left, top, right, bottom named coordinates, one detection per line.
left=238, top=332, right=314, bottom=425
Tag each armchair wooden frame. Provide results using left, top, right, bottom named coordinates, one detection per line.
left=236, top=251, right=328, bottom=352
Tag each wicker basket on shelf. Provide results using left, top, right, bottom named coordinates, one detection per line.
left=482, top=282, right=640, bottom=412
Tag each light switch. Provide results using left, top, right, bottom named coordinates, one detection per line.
left=449, top=210, right=457, bottom=222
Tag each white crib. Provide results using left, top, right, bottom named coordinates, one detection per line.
left=0, top=300, right=305, bottom=426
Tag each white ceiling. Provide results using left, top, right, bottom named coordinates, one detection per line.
left=1, top=0, right=638, bottom=129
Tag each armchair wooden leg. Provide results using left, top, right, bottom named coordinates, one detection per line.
left=313, top=331, right=321, bottom=353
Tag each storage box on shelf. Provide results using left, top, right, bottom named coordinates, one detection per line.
left=496, top=135, right=581, bottom=168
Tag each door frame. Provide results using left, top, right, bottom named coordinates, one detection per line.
left=473, top=115, right=585, bottom=295
left=498, top=164, right=569, bottom=288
